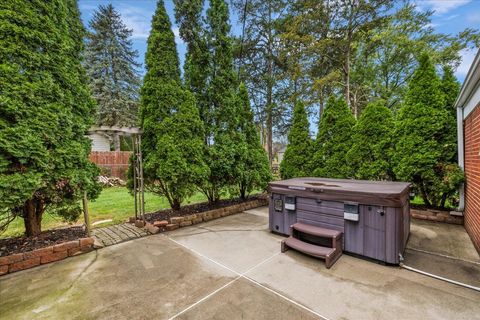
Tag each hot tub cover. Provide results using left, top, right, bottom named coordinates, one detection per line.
left=269, top=177, right=410, bottom=207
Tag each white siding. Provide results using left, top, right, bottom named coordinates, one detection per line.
left=89, top=133, right=110, bottom=151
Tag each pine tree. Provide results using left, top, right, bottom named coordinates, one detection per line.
left=198, top=0, right=241, bottom=203
left=85, top=4, right=141, bottom=150
left=280, top=102, right=313, bottom=179
left=139, top=0, right=207, bottom=210
left=235, top=84, right=271, bottom=198
left=311, top=96, right=355, bottom=178
left=346, top=100, right=394, bottom=180
left=0, top=0, right=100, bottom=236
left=393, top=54, right=463, bottom=208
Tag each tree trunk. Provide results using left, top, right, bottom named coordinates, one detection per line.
left=419, top=184, right=431, bottom=207
left=23, top=199, right=43, bottom=237
left=171, top=198, right=181, bottom=211
left=266, top=3, right=274, bottom=166
left=113, top=134, right=121, bottom=151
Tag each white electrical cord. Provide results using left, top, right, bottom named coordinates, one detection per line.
left=400, top=263, right=480, bottom=292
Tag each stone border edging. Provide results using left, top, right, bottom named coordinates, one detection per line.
left=411, top=208, right=463, bottom=225
left=0, top=237, right=94, bottom=276
left=139, top=197, right=269, bottom=234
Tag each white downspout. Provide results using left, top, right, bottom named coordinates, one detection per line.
left=457, top=106, right=465, bottom=212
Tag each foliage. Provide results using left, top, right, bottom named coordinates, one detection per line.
left=234, top=84, right=272, bottom=198
left=197, top=0, right=242, bottom=204
left=280, top=101, right=313, bottom=179
left=174, top=0, right=210, bottom=137
left=232, top=0, right=288, bottom=164
left=393, top=54, right=462, bottom=208
left=0, top=0, right=101, bottom=236
left=346, top=100, right=394, bottom=180
left=312, top=96, right=355, bottom=178
left=85, top=4, right=141, bottom=142
left=138, top=0, right=208, bottom=210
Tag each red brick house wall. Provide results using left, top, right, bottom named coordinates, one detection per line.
left=89, top=151, right=132, bottom=179
left=464, top=103, right=480, bottom=253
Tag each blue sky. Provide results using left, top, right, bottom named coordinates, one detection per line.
left=79, top=0, right=480, bottom=83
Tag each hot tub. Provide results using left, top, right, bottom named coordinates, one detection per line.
left=269, top=177, right=410, bottom=264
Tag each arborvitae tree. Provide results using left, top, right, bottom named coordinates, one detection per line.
left=346, top=100, right=394, bottom=180
left=311, top=96, right=355, bottom=178
left=174, top=0, right=210, bottom=138
left=85, top=4, right=141, bottom=150
left=0, top=0, right=100, bottom=236
left=393, top=54, right=463, bottom=208
left=280, top=102, right=313, bottom=179
left=139, top=0, right=207, bottom=210
left=441, top=65, right=461, bottom=161
left=199, top=0, right=241, bottom=203
left=235, top=84, right=271, bottom=198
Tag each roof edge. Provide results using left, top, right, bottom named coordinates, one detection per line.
left=455, top=49, right=480, bottom=109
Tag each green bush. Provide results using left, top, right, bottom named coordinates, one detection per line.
left=312, top=96, right=356, bottom=178
left=347, top=100, right=394, bottom=180
left=280, top=101, right=313, bottom=179
left=138, top=0, right=208, bottom=210
left=393, top=54, right=462, bottom=208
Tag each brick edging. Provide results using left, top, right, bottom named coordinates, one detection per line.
left=411, top=208, right=463, bottom=225
left=136, top=198, right=269, bottom=234
left=0, top=237, right=94, bottom=276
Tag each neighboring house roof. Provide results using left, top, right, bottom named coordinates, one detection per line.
left=455, top=49, right=480, bottom=119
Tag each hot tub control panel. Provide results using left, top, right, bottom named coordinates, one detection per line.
left=344, top=203, right=359, bottom=221
left=285, top=196, right=296, bottom=211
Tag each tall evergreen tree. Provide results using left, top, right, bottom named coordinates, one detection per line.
left=235, top=84, right=271, bottom=198
left=0, top=0, right=100, bottom=236
left=280, top=102, right=313, bottom=179
left=139, top=0, right=207, bottom=210
left=174, top=0, right=210, bottom=140
left=393, top=54, right=463, bottom=207
left=198, top=0, right=242, bottom=203
left=85, top=4, right=141, bottom=150
left=311, top=96, right=355, bottom=178
left=346, top=100, right=394, bottom=180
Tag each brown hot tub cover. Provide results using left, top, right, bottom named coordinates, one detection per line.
left=269, top=177, right=410, bottom=207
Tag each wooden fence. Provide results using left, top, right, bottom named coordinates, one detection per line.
left=89, top=151, right=132, bottom=180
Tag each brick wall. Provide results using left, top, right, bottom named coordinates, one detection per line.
left=89, top=151, right=132, bottom=179
left=464, top=104, right=480, bottom=253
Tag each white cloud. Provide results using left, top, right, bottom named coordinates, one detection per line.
left=456, top=48, right=477, bottom=77
left=117, top=5, right=152, bottom=39
left=418, top=0, right=471, bottom=15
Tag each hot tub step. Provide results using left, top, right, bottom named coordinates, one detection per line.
left=291, top=222, right=342, bottom=239
left=281, top=237, right=341, bottom=268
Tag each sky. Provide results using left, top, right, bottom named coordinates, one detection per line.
left=78, top=0, right=480, bottom=83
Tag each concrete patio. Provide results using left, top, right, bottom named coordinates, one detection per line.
left=1, top=207, right=479, bottom=319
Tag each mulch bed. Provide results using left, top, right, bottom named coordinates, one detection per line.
left=143, top=194, right=265, bottom=223
left=0, top=226, right=86, bottom=257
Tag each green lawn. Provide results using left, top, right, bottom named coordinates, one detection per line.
left=1, top=187, right=208, bottom=238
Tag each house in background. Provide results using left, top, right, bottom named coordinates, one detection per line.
left=455, top=49, right=480, bottom=254
left=88, top=132, right=111, bottom=152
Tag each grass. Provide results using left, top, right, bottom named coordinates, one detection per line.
left=1, top=187, right=208, bottom=239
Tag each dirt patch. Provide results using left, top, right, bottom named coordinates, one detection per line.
left=143, top=194, right=265, bottom=223
left=0, top=226, right=86, bottom=257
